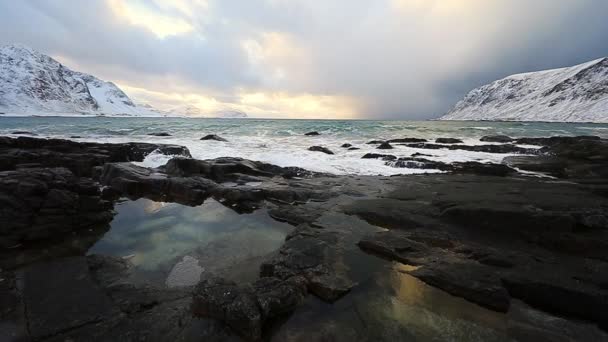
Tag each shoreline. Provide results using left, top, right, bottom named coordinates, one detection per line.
left=1, top=135, right=607, bottom=340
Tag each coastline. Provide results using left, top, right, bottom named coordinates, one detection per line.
left=1, top=134, right=608, bottom=340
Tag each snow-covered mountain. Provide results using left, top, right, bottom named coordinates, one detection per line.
left=440, top=57, right=608, bottom=123
left=0, top=45, right=163, bottom=117
left=140, top=103, right=248, bottom=118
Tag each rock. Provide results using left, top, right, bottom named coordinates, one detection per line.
left=148, top=132, right=172, bottom=137
left=10, top=131, right=36, bottom=135
left=450, top=161, right=516, bottom=176
left=435, top=138, right=463, bottom=144
left=387, top=138, right=427, bottom=143
left=308, top=146, right=334, bottom=155
left=366, top=140, right=385, bottom=144
left=340, top=143, right=352, bottom=148
left=480, top=135, right=514, bottom=143
left=514, top=135, right=600, bottom=146
left=403, top=142, right=537, bottom=154
left=201, top=134, right=228, bottom=142
left=192, top=276, right=306, bottom=340
left=388, top=157, right=444, bottom=170
left=362, top=153, right=397, bottom=161
left=260, top=223, right=358, bottom=304
left=502, top=275, right=608, bottom=330
left=347, top=147, right=360, bottom=151
left=0, top=136, right=191, bottom=176
left=0, top=167, right=113, bottom=247
left=17, top=257, right=119, bottom=340
left=358, top=230, right=511, bottom=311
left=377, top=142, right=394, bottom=150
left=305, top=131, right=321, bottom=136
left=69, top=135, right=82, bottom=138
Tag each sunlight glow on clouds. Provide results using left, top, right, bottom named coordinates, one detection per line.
left=108, top=0, right=194, bottom=38
left=122, top=84, right=360, bottom=119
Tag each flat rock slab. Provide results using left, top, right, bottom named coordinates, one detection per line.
left=18, top=256, right=118, bottom=339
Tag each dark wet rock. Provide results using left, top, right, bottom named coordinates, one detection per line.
left=201, top=134, right=228, bottom=142
left=402, top=142, right=537, bottom=154
left=164, top=157, right=317, bottom=181
left=347, top=147, right=360, bottom=151
left=480, top=135, right=514, bottom=143
left=387, top=157, right=517, bottom=176
left=148, top=132, right=172, bottom=137
left=388, top=157, right=444, bottom=170
left=192, top=276, right=306, bottom=340
left=260, top=223, right=357, bottom=303
left=340, top=143, right=352, bottom=148
left=377, top=142, right=393, bottom=150
left=514, top=135, right=601, bottom=146
left=502, top=275, right=608, bottom=330
left=366, top=140, right=385, bottom=144
left=100, top=162, right=218, bottom=204
left=0, top=167, right=113, bottom=247
left=0, top=136, right=191, bottom=176
left=362, top=153, right=397, bottom=161
left=358, top=230, right=511, bottom=311
left=436, top=138, right=463, bottom=144
left=11, top=131, right=37, bottom=135
left=69, top=135, right=82, bottom=138
left=304, top=131, right=321, bottom=136
left=18, top=257, right=119, bottom=340
left=100, top=158, right=331, bottom=211
left=503, top=137, right=608, bottom=180
left=450, top=162, right=516, bottom=176
left=308, top=146, right=334, bottom=155
left=387, top=138, right=427, bottom=143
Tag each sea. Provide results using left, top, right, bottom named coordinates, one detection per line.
left=2, top=117, right=607, bottom=175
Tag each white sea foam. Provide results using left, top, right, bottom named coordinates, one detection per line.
left=2, top=117, right=605, bottom=176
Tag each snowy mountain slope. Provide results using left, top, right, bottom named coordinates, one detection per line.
left=137, top=103, right=248, bottom=118
left=0, top=44, right=163, bottom=116
left=440, top=57, right=608, bottom=123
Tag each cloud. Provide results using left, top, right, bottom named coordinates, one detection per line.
left=1, top=0, right=608, bottom=119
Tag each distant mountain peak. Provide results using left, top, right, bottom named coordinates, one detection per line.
left=440, top=57, right=608, bottom=123
left=0, top=44, right=161, bottom=117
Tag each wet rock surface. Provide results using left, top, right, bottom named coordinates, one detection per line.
left=435, top=137, right=463, bottom=144
left=2, top=135, right=608, bottom=341
left=307, top=146, right=334, bottom=155
left=200, top=134, right=228, bottom=142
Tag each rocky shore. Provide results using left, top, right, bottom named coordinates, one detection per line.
left=1, top=135, right=608, bottom=341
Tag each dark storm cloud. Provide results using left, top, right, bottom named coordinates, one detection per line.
left=1, top=0, right=608, bottom=118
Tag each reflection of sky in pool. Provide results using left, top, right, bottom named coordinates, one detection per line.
left=88, top=198, right=293, bottom=286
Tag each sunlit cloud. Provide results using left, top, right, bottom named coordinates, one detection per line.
left=108, top=0, right=194, bottom=38
left=121, top=84, right=360, bottom=119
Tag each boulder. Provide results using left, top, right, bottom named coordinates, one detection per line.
left=387, top=138, right=427, bottom=143
left=200, top=134, right=228, bottom=142
left=147, top=132, right=172, bottom=137
left=304, top=131, right=320, bottom=136
left=340, top=143, right=352, bottom=148
left=435, top=138, right=463, bottom=144
left=377, top=142, right=394, bottom=150
left=308, top=146, right=334, bottom=155
left=480, top=135, right=513, bottom=143
left=361, top=153, right=397, bottom=161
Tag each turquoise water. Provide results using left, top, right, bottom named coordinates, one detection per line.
left=2, top=117, right=607, bottom=175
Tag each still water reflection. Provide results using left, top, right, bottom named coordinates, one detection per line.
left=88, top=198, right=294, bottom=286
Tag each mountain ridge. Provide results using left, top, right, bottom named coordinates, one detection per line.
left=440, top=57, right=608, bottom=123
left=0, top=44, right=248, bottom=118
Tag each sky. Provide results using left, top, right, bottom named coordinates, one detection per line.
left=1, top=0, right=608, bottom=119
